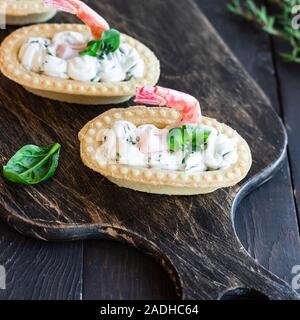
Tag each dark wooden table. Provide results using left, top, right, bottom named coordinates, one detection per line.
left=0, top=0, right=299, bottom=300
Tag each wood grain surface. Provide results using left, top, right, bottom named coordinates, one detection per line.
left=0, top=0, right=299, bottom=300
left=0, top=221, right=83, bottom=300
left=199, top=0, right=300, bottom=293
left=83, top=239, right=178, bottom=300
left=273, top=38, right=300, bottom=224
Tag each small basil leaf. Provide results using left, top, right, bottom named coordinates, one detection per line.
left=3, top=143, right=61, bottom=185
left=101, top=29, right=120, bottom=54
left=79, top=41, right=101, bottom=57
left=167, top=127, right=184, bottom=153
left=87, top=40, right=98, bottom=46
left=182, top=124, right=194, bottom=145
left=79, top=29, right=121, bottom=58
left=192, top=128, right=211, bottom=151
left=167, top=125, right=211, bottom=153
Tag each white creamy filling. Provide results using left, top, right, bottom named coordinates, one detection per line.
left=18, top=31, right=144, bottom=82
left=95, top=121, right=238, bottom=172
left=18, top=37, right=50, bottom=73
left=43, top=54, right=68, bottom=78
left=67, top=56, right=99, bottom=82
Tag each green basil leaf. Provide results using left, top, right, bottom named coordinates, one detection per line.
left=192, top=128, right=211, bottom=151
left=167, top=127, right=184, bottom=153
left=3, top=143, right=61, bottom=185
left=79, top=29, right=121, bottom=58
left=101, top=29, right=120, bottom=54
left=79, top=41, right=101, bottom=57
left=79, top=49, right=97, bottom=57
left=167, top=125, right=211, bottom=153
left=182, top=124, right=194, bottom=144
left=87, top=40, right=98, bottom=46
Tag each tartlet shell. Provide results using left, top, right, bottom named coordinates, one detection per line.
left=1, top=1, right=56, bottom=25
left=79, top=106, right=252, bottom=195
left=0, top=24, right=160, bottom=104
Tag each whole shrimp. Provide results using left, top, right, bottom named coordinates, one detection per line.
left=134, top=86, right=202, bottom=124
left=135, top=86, right=202, bottom=154
left=44, top=0, right=110, bottom=39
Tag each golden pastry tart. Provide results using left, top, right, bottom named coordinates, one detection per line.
left=0, top=24, right=160, bottom=104
left=79, top=106, right=252, bottom=195
left=1, top=0, right=56, bottom=25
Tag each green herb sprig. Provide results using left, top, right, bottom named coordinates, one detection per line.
left=3, top=143, right=61, bottom=185
left=227, top=0, right=300, bottom=63
left=80, top=29, right=121, bottom=59
left=167, top=125, right=211, bottom=153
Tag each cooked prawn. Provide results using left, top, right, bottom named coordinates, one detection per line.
left=134, top=86, right=202, bottom=124
left=44, top=0, right=110, bottom=39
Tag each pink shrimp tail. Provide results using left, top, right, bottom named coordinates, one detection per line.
left=44, top=0, right=110, bottom=39
left=44, top=0, right=76, bottom=13
left=134, top=86, right=167, bottom=107
left=135, top=86, right=202, bottom=124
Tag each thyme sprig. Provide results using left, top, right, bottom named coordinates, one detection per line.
left=227, top=0, right=300, bottom=62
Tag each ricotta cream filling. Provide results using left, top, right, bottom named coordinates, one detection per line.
left=18, top=31, right=144, bottom=83
left=95, top=120, right=238, bottom=172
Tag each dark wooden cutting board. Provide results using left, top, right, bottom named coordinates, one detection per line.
left=0, top=0, right=298, bottom=300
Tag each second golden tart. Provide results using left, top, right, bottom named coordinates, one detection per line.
left=1, top=0, right=57, bottom=25
left=0, top=24, right=160, bottom=105
left=79, top=87, right=252, bottom=195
